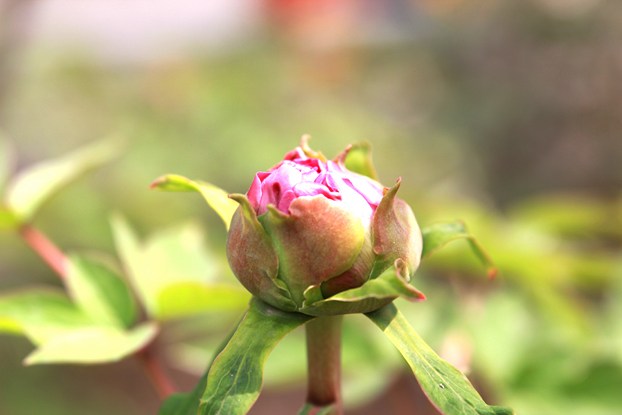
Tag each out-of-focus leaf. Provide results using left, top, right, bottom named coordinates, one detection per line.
left=0, top=289, right=93, bottom=344
left=111, top=215, right=223, bottom=318
left=66, top=255, right=137, bottom=328
left=150, top=174, right=237, bottom=230
left=199, top=298, right=310, bottom=415
left=298, top=403, right=336, bottom=415
left=24, top=322, right=158, bottom=365
left=366, top=303, right=513, bottom=415
left=343, top=141, right=378, bottom=180
left=5, top=137, right=122, bottom=221
left=0, top=133, right=13, bottom=192
left=301, top=259, right=425, bottom=316
left=422, top=221, right=497, bottom=278
left=510, top=195, right=616, bottom=237
left=0, top=207, right=19, bottom=230
left=156, top=281, right=250, bottom=320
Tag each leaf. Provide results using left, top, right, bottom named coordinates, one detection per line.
left=0, top=207, right=19, bottom=230
left=422, top=221, right=497, bottom=278
left=65, top=255, right=137, bottom=328
left=298, top=403, right=337, bottom=415
left=301, top=259, right=425, bottom=316
left=0, top=132, right=14, bottom=192
left=24, top=322, right=158, bottom=365
left=366, top=304, right=513, bottom=415
left=343, top=141, right=378, bottom=180
left=0, top=289, right=93, bottom=344
left=150, top=174, right=238, bottom=230
left=5, top=137, right=122, bottom=221
left=111, top=215, right=224, bottom=318
left=156, top=281, right=250, bottom=320
left=199, top=298, right=310, bottom=415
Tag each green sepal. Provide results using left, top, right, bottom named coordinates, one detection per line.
left=366, top=303, right=513, bottom=415
left=259, top=196, right=366, bottom=307
left=150, top=174, right=238, bottom=230
left=5, top=137, right=122, bottom=222
left=371, top=178, right=423, bottom=279
left=300, top=259, right=425, bottom=316
left=199, top=298, right=311, bottom=415
left=422, top=221, right=497, bottom=278
left=336, top=141, right=379, bottom=180
left=227, top=194, right=296, bottom=312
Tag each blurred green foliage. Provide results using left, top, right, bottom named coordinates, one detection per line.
left=1, top=1, right=621, bottom=414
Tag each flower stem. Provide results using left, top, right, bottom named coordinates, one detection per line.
left=305, top=315, right=343, bottom=414
left=19, top=224, right=68, bottom=279
left=137, top=348, right=176, bottom=399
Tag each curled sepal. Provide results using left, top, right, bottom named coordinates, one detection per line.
left=150, top=174, right=238, bottom=230
left=300, top=259, right=425, bottom=317
left=366, top=303, right=514, bottom=415
left=371, top=178, right=423, bottom=278
left=335, top=141, right=379, bottom=180
left=199, top=298, right=311, bottom=415
left=422, top=221, right=497, bottom=279
left=227, top=194, right=296, bottom=312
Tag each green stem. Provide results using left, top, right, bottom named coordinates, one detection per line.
left=305, top=315, right=343, bottom=414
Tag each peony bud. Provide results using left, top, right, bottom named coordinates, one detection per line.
left=226, top=138, right=423, bottom=314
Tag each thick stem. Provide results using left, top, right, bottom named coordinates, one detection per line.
left=19, top=224, right=68, bottom=279
left=305, top=315, right=343, bottom=414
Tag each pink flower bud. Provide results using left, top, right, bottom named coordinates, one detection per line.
left=226, top=139, right=422, bottom=314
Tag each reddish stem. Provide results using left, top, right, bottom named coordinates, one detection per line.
left=137, top=349, right=176, bottom=399
left=19, top=224, right=68, bottom=279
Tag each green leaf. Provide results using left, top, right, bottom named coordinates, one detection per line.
left=343, top=141, right=378, bottom=180
left=422, top=221, right=497, bottom=278
left=5, top=137, right=122, bottom=221
left=111, top=215, right=225, bottom=318
left=156, top=281, right=250, bottom=320
left=24, top=322, right=158, bottom=365
left=0, top=133, right=13, bottom=192
left=298, top=403, right=336, bottom=415
left=199, top=298, right=311, bottom=415
left=0, top=207, right=19, bottom=230
left=366, top=304, right=513, bottom=415
left=0, top=289, right=93, bottom=344
left=150, top=174, right=238, bottom=230
left=301, top=259, right=425, bottom=316
left=66, top=255, right=137, bottom=328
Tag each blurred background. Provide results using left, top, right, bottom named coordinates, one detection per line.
left=1, top=0, right=622, bottom=414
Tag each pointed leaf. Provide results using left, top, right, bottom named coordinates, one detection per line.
left=366, top=304, right=513, bottom=415
left=156, top=281, right=250, bottom=320
left=24, top=322, right=158, bottom=365
left=422, top=221, right=497, bottom=278
left=66, top=255, right=137, bottom=328
left=301, top=259, right=425, bottom=316
left=199, top=298, right=311, bottom=415
left=5, top=137, right=122, bottom=221
left=150, top=174, right=237, bottom=230
left=0, top=289, right=93, bottom=344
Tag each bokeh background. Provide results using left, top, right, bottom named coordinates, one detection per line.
left=1, top=0, right=622, bottom=414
